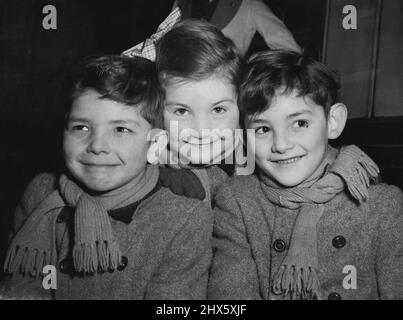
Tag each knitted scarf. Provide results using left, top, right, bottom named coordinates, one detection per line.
left=259, top=145, right=379, bottom=300
left=4, top=165, right=159, bottom=277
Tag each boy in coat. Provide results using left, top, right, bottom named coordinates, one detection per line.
left=208, top=50, right=403, bottom=300
left=1, top=55, right=212, bottom=300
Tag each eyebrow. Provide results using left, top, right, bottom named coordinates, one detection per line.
left=286, top=109, right=313, bottom=119
left=67, top=117, right=89, bottom=123
left=247, top=109, right=314, bottom=126
left=164, top=102, right=189, bottom=108
left=213, top=99, right=235, bottom=105
left=248, top=118, right=269, bottom=125
left=164, top=99, right=235, bottom=107
left=109, top=119, right=141, bottom=127
left=67, top=117, right=141, bottom=127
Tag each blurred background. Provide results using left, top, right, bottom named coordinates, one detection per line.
left=0, top=0, right=402, bottom=270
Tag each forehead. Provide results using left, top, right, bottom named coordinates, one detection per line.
left=250, top=92, right=325, bottom=122
left=69, top=89, right=144, bottom=121
left=70, top=90, right=139, bottom=116
left=164, top=75, right=236, bottom=104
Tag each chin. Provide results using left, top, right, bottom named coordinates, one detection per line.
left=178, top=145, right=214, bottom=165
left=275, top=177, right=305, bottom=188
left=81, top=180, right=117, bottom=193
left=74, top=174, right=121, bottom=193
left=262, top=168, right=307, bottom=188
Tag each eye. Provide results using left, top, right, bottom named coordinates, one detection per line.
left=212, top=106, right=227, bottom=114
left=115, top=127, right=133, bottom=133
left=254, top=126, right=271, bottom=135
left=294, top=120, right=309, bottom=128
left=71, top=125, right=89, bottom=132
left=173, top=108, right=189, bottom=116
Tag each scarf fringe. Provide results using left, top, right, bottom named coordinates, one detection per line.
left=272, top=265, right=321, bottom=300
left=73, top=241, right=122, bottom=273
left=341, top=148, right=380, bottom=202
left=4, top=245, right=51, bottom=278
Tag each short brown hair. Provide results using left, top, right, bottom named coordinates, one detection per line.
left=156, top=19, right=243, bottom=89
left=66, top=55, right=164, bottom=128
left=239, top=50, right=341, bottom=123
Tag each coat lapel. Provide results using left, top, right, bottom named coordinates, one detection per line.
left=234, top=179, right=273, bottom=299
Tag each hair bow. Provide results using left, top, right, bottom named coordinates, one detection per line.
left=122, top=6, right=182, bottom=61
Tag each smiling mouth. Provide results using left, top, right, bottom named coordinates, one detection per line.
left=182, top=134, right=222, bottom=146
left=272, top=155, right=305, bottom=165
left=82, top=163, right=119, bottom=167
left=187, top=141, right=219, bottom=146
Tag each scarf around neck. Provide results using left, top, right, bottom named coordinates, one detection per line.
left=4, top=165, right=159, bottom=277
left=258, top=145, right=379, bottom=299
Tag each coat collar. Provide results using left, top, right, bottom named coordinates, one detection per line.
left=108, top=182, right=161, bottom=224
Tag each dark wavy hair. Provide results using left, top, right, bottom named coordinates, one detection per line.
left=239, top=50, right=341, bottom=123
left=65, top=55, right=164, bottom=128
left=156, top=19, right=243, bottom=89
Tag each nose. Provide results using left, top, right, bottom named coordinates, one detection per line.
left=192, top=116, right=214, bottom=139
left=271, top=129, right=293, bottom=154
left=87, top=130, right=111, bottom=154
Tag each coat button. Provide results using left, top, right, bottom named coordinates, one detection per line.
left=59, top=259, right=71, bottom=274
left=117, top=256, right=128, bottom=271
left=332, top=236, right=346, bottom=249
left=273, top=239, right=286, bottom=253
left=328, top=292, right=342, bottom=300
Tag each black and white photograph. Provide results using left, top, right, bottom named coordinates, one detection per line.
left=0, top=0, right=402, bottom=304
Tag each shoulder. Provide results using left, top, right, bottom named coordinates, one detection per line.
left=219, top=174, right=260, bottom=193
left=148, top=186, right=213, bottom=231
left=205, top=165, right=231, bottom=196
left=19, top=172, right=58, bottom=212
left=215, top=174, right=261, bottom=204
left=26, top=172, right=57, bottom=190
left=11, top=172, right=58, bottom=238
left=367, top=182, right=403, bottom=216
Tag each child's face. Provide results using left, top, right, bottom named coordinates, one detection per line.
left=63, top=89, right=152, bottom=193
left=247, top=91, right=330, bottom=187
left=163, top=75, right=239, bottom=164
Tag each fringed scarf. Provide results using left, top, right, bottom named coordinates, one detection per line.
left=4, top=165, right=159, bottom=277
left=259, top=145, right=380, bottom=300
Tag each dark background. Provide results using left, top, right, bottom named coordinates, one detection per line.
left=0, top=0, right=402, bottom=271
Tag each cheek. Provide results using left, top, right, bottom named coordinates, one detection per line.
left=163, top=110, right=172, bottom=130
left=124, top=137, right=149, bottom=163
left=253, top=138, right=270, bottom=162
left=301, top=125, right=328, bottom=151
left=163, top=112, right=189, bottom=134
left=221, top=109, right=240, bottom=130
left=63, top=134, right=81, bottom=159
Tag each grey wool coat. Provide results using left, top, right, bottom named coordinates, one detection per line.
left=208, top=174, right=403, bottom=300
left=1, top=173, right=213, bottom=300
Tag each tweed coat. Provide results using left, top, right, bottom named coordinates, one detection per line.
left=208, top=174, right=403, bottom=300
left=1, top=172, right=213, bottom=300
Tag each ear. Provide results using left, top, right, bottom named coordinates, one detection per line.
left=327, top=103, right=348, bottom=139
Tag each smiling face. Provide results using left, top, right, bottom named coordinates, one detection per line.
left=163, top=75, right=239, bottom=164
left=246, top=91, right=331, bottom=187
left=63, top=89, right=152, bottom=193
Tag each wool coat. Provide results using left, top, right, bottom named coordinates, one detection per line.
left=1, top=172, right=213, bottom=300
left=208, top=174, right=403, bottom=300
